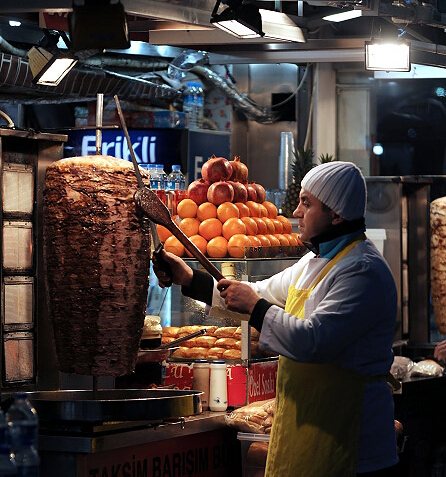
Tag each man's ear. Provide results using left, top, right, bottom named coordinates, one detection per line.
left=331, top=213, right=344, bottom=226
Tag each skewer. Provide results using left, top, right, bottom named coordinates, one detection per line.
left=95, top=93, right=104, bottom=155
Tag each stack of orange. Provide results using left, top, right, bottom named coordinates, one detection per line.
left=158, top=197, right=302, bottom=259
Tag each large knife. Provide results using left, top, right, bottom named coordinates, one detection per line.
left=114, top=95, right=173, bottom=286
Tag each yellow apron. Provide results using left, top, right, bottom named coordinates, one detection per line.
left=265, top=235, right=368, bottom=477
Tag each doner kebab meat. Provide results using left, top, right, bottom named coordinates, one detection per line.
left=431, top=197, right=446, bottom=334
left=43, top=156, right=151, bottom=376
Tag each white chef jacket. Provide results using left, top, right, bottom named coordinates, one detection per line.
left=211, top=236, right=399, bottom=473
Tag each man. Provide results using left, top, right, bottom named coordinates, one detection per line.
left=154, top=161, right=399, bottom=477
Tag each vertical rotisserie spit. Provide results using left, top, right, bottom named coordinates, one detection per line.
left=43, top=155, right=151, bottom=376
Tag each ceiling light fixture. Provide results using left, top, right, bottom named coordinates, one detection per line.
left=260, top=10, right=306, bottom=43
left=322, top=9, right=363, bottom=22
left=365, top=39, right=411, bottom=72
left=27, top=30, right=78, bottom=86
left=210, top=0, right=264, bottom=39
left=68, top=0, right=130, bottom=51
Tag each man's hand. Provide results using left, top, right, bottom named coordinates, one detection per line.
left=434, top=340, right=446, bottom=364
left=152, top=249, right=193, bottom=288
left=217, top=279, right=261, bottom=314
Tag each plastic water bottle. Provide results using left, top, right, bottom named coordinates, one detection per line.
left=157, top=165, right=167, bottom=190
left=6, top=394, right=39, bottom=477
left=166, top=165, right=186, bottom=191
left=183, top=81, right=204, bottom=130
left=0, top=410, right=17, bottom=476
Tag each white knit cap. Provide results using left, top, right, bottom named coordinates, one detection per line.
left=300, top=161, right=366, bottom=221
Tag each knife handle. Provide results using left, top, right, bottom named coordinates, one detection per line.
left=152, top=243, right=174, bottom=287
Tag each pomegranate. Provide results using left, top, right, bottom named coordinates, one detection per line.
left=229, top=155, right=248, bottom=182
left=207, top=181, right=234, bottom=206
left=250, top=182, right=266, bottom=203
left=246, top=183, right=258, bottom=202
left=201, top=155, right=233, bottom=183
left=187, top=179, right=211, bottom=205
left=228, top=180, right=248, bottom=203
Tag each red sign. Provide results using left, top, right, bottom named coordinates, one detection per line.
left=166, top=360, right=278, bottom=407
left=76, top=429, right=240, bottom=477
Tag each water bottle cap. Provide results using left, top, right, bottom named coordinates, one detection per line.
left=172, top=164, right=181, bottom=170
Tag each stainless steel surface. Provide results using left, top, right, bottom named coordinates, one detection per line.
left=25, top=389, right=203, bottom=422
left=37, top=411, right=227, bottom=454
left=365, top=177, right=431, bottom=343
left=150, top=220, right=161, bottom=250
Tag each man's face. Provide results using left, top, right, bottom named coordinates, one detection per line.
left=293, top=189, right=340, bottom=242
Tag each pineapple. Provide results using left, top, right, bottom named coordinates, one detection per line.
left=318, top=153, right=336, bottom=164
left=282, top=147, right=316, bottom=217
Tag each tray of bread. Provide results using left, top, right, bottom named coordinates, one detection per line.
left=162, top=324, right=262, bottom=361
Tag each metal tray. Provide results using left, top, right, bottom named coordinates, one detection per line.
left=24, top=389, right=202, bottom=422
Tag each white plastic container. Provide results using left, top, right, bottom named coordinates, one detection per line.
left=193, top=360, right=210, bottom=411
left=209, top=361, right=228, bottom=411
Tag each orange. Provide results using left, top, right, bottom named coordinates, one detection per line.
left=292, top=233, right=304, bottom=246
left=156, top=224, right=172, bottom=242
left=262, top=201, right=278, bottom=218
left=257, top=235, right=271, bottom=247
left=199, top=218, right=223, bottom=241
left=197, top=202, right=217, bottom=222
left=266, top=234, right=280, bottom=246
left=217, top=202, right=239, bottom=223
left=186, top=235, right=208, bottom=257
left=275, top=234, right=290, bottom=246
left=164, top=236, right=185, bottom=257
left=276, top=215, right=293, bottom=234
left=248, top=235, right=262, bottom=248
left=177, top=198, right=198, bottom=219
left=246, top=201, right=261, bottom=217
left=235, top=202, right=250, bottom=218
left=271, top=218, right=283, bottom=234
left=259, top=204, right=268, bottom=217
left=222, top=217, right=247, bottom=240
left=207, top=236, right=228, bottom=258
left=253, top=217, right=267, bottom=235
left=228, top=234, right=251, bottom=258
left=179, top=217, right=200, bottom=237
left=285, top=234, right=298, bottom=246
left=240, top=216, right=258, bottom=235
left=263, top=217, right=276, bottom=234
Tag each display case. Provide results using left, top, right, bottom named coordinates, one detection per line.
left=147, top=257, right=302, bottom=406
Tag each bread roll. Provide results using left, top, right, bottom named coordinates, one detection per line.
left=233, top=326, right=260, bottom=340
left=235, top=340, right=242, bottom=350
left=163, top=327, right=179, bottom=338
left=171, top=347, right=189, bottom=357
left=181, top=338, right=197, bottom=348
left=161, top=336, right=175, bottom=345
left=207, top=347, right=226, bottom=359
left=203, top=325, right=218, bottom=335
left=214, top=327, right=237, bottom=338
left=195, top=336, right=217, bottom=348
left=185, top=347, right=208, bottom=359
left=215, top=338, right=238, bottom=349
left=178, top=325, right=201, bottom=336
left=247, top=442, right=269, bottom=466
left=223, top=349, right=241, bottom=360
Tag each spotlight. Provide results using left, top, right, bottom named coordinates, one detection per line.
left=68, top=0, right=130, bottom=51
left=322, top=9, right=362, bottom=22
left=211, top=0, right=264, bottom=39
left=27, top=30, right=78, bottom=86
left=365, top=39, right=411, bottom=72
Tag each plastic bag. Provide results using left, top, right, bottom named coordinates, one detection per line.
left=410, top=359, right=444, bottom=378
left=225, top=399, right=275, bottom=434
left=391, top=356, right=414, bottom=381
